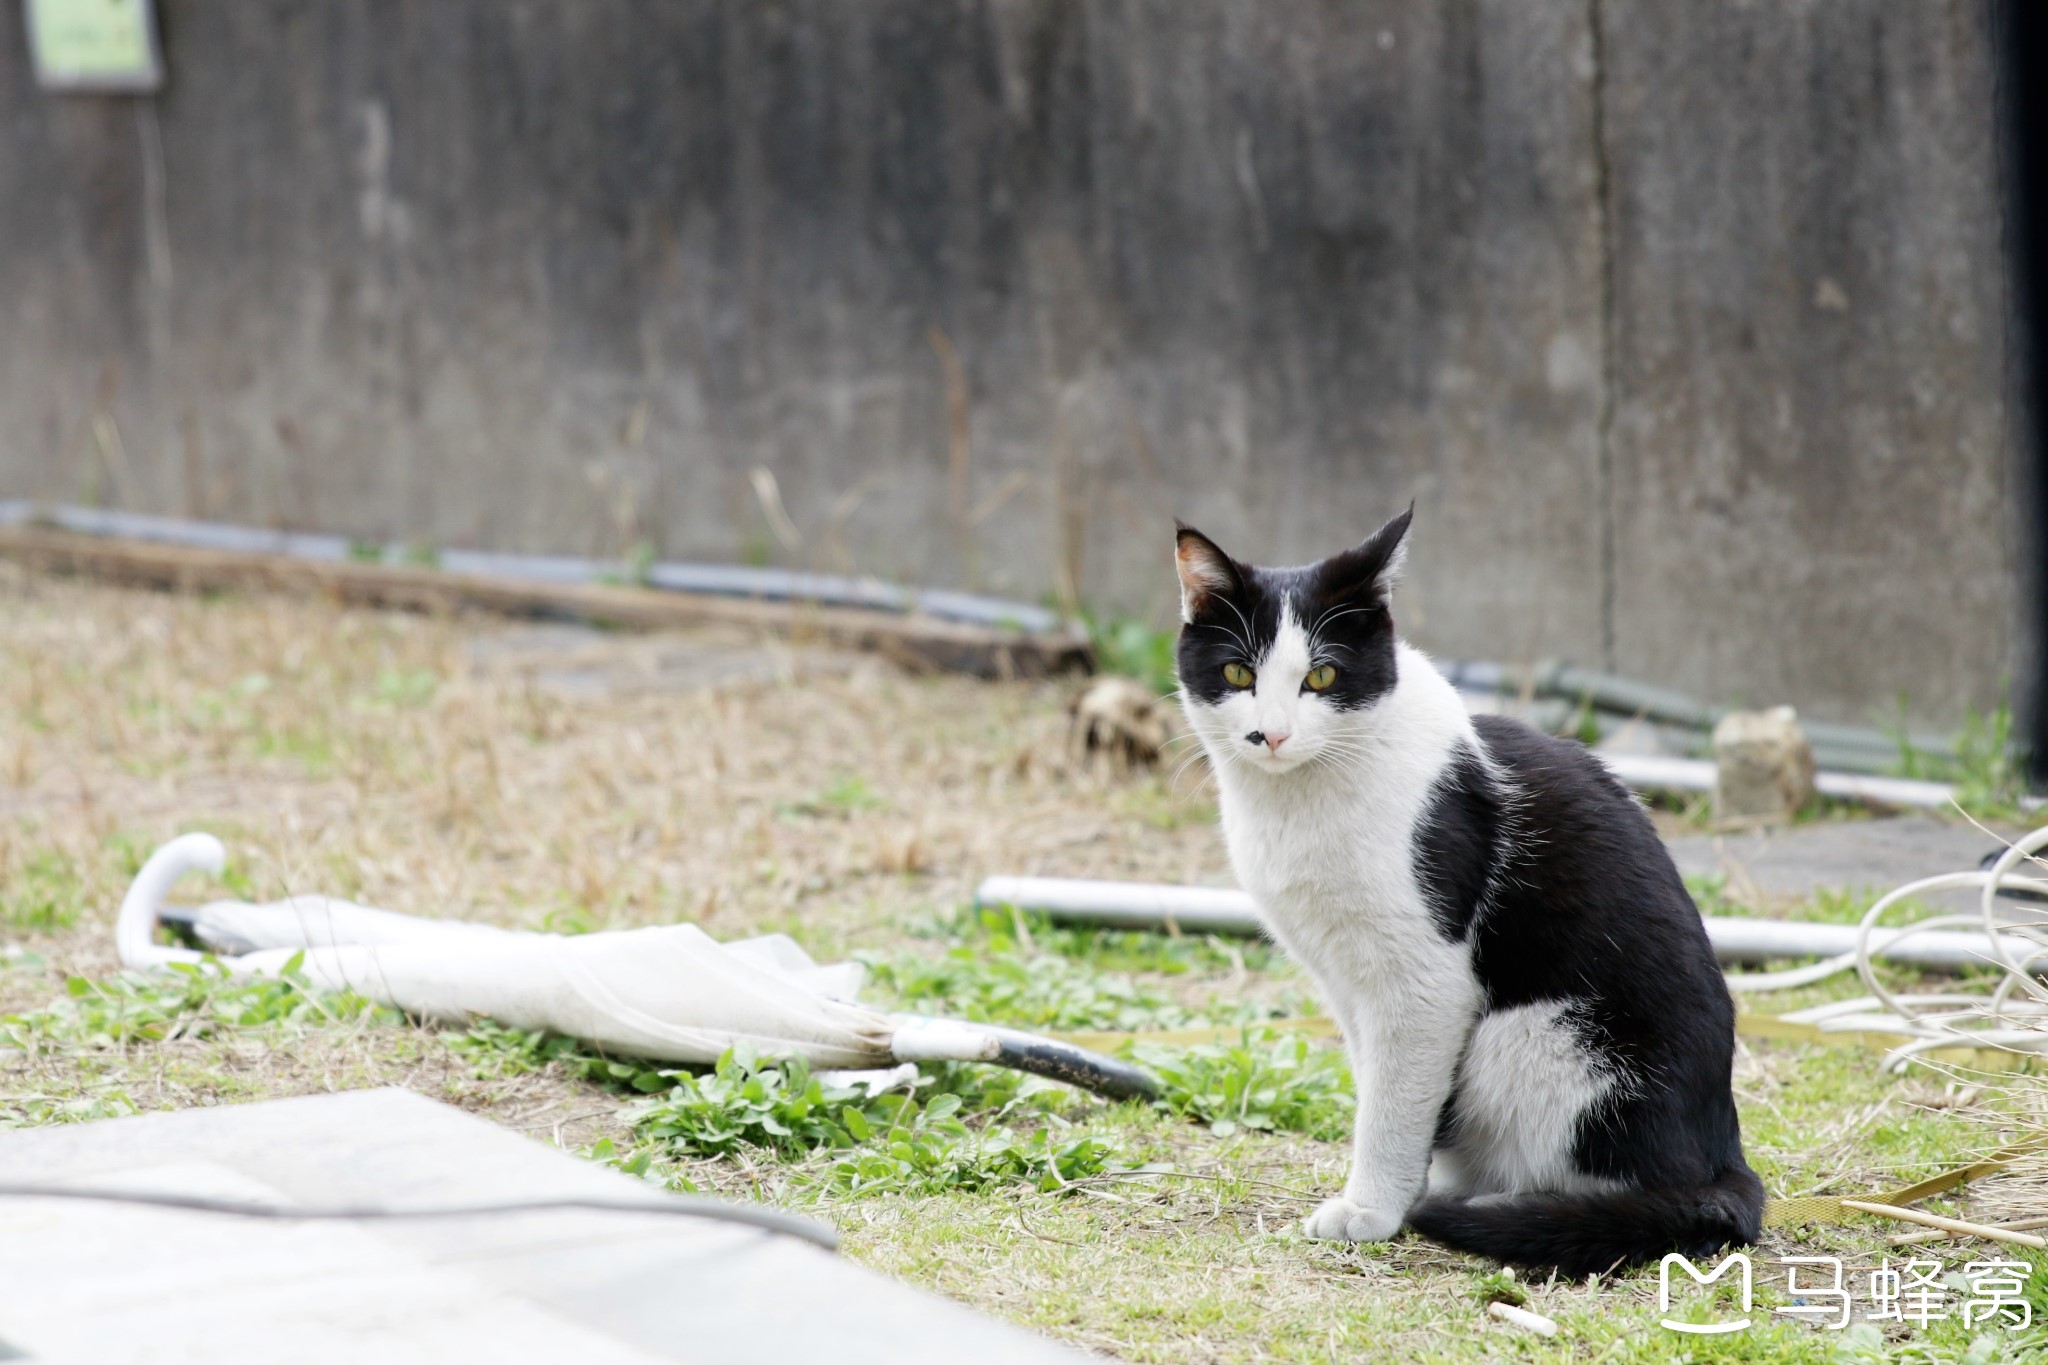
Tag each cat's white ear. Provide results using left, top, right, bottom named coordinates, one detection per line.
left=1322, top=505, right=1413, bottom=605
left=1174, top=524, right=1240, bottom=622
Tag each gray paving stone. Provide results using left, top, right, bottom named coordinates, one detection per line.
left=1663, top=816, right=2020, bottom=906
left=0, top=1088, right=1080, bottom=1364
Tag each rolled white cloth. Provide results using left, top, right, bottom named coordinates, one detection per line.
left=116, top=834, right=894, bottom=1067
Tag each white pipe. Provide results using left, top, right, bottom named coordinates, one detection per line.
left=975, top=876, right=1264, bottom=935
left=1591, top=753, right=1978, bottom=812
left=973, top=874, right=2048, bottom=970
left=1710, top=915, right=2044, bottom=971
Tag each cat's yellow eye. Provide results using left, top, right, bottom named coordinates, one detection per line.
left=1304, top=664, right=1337, bottom=692
left=1222, top=662, right=1255, bottom=689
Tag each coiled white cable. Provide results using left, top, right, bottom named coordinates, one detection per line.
left=1728, top=823, right=2048, bottom=1072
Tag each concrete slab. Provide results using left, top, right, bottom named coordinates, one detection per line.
left=1663, top=816, right=2019, bottom=907
left=0, top=1088, right=1081, bottom=1365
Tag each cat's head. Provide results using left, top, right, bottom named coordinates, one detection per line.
left=1173, top=508, right=1412, bottom=774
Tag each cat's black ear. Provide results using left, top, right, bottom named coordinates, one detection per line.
left=1319, top=505, right=1413, bottom=606
left=1174, top=522, right=1242, bottom=622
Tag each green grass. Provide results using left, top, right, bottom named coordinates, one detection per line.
left=1885, top=695, right=2035, bottom=824
left=1688, top=873, right=1949, bottom=931
left=862, top=944, right=1202, bottom=1032
left=1137, top=1029, right=1353, bottom=1139
left=927, top=903, right=1281, bottom=976
left=2, top=958, right=390, bottom=1054
left=1088, top=615, right=1179, bottom=698
left=4, top=880, right=2042, bottom=1361
left=778, top=773, right=888, bottom=820
left=0, top=847, right=84, bottom=932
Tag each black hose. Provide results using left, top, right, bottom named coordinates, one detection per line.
left=975, top=1025, right=1160, bottom=1102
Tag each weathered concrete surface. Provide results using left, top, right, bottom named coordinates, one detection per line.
left=0, top=1087, right=1083, bottom=1363
left=0, top=1, right=2021, bottom=727
left=1599, top=0, right=2018, bottom=723
left=0, top=1, right=1607, bottom=669
left=1664, top=815, right=2016, bottom=908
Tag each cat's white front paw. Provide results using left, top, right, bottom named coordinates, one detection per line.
left=1302, top=1196, right=1401, bottom=1244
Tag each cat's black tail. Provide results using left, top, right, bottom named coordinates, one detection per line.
left=1404, top=1165, right=1765, bottom=1280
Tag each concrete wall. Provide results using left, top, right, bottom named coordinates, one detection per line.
left=0, top=1, right=2021, bottom=726
left=1600, top=1, right=2018, bottom=721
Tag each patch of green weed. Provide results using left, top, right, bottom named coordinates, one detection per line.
left=1954, top=698, right=2028, bottom=820
left=627, top=1046, right=875, bottom=1158
left=450, top=1019, right=667, bottom=1091
left=936, top=903, right=1282, bottom=978
left=1884, top=693, right=2034, bottom=821
left=862, top=945, right=1195, bottom=1032
left=368, top=667, right=440, bottom=710
left=0, top=848, right=84, bottom=932
left=827, top=1105, right=1121, bottom=1196
left=779, top=775, right=886, bottom=820
left=0, top=1086, right=139, bottom=1129
left=1088, top=616, right=1178, bottom=698
left=618, top=1046, right=1125, bottom=1196
left=1, top=957, right=390, bottom=1053
left=1134, top=1029, right=1352, bottom=1139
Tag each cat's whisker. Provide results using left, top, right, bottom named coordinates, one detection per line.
left=1215, top=596, right=1260, bottom=660
left=1300, top=603, right=1372, bottom=667
left=1166, top=748, right=1216, bottom=797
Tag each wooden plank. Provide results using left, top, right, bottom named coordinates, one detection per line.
left=0, top=527, right=1091, bottom=679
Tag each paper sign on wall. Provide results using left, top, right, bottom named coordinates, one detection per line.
left=25, top=0, right=162, bottom=92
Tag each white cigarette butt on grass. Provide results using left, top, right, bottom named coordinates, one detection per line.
left=1486, top=1302, right=1559, bottom=1337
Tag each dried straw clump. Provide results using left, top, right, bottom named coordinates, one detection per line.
left=1068, top=675, right=1178, bottom=771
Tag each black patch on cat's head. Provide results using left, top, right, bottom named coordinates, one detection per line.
left=1174, top=509, right=1413, bottom=711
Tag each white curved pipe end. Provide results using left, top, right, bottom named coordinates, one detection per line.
left=115, top=833, right=227, bottom=970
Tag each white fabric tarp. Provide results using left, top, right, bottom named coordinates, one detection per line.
left=118, top=834, right=897, bottom=1068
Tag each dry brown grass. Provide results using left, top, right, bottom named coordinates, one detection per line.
left=0, top=562, right=1227, bottom=955
left=0, top=563, right=1230, bottom=1153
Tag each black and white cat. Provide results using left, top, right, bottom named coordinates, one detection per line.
left=1173, top=508, right=1762, bottom=1277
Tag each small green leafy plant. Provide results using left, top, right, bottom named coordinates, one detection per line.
left=627, top=1047, right=877, bottom=1158
left=1087, top=616, right=1179, bottom=698
left=939, top=903, right=1283, bottom=977
left=451, top=1019, right=669, bottom=1091
left=617, top=1047, right=1124, bottom=1196
left=778, top=774, right=886, bottom=820
left=1, top=957, right=387, bottom=1053
left=1953, top=699, right=2027, bottom=818
left=0, top=848, right=84, bottom=932
left=1882, top=692, right=2034, bottom=820
left=861, top=945, right=1194, bottom=1033
left=1135, top=1029, right=1353, bottom=1139
left=827, top=1100, right=1120, bottom=1196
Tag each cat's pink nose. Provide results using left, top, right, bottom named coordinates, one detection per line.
left=1263, top=730, right=1289, bottom=752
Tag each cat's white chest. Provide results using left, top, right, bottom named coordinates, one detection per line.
left=1189, top=643, right=1483, bottom=1011
left=1216, top=762, right=1445, bottom=977
left=1223, top=786, right=1408, bottom=914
